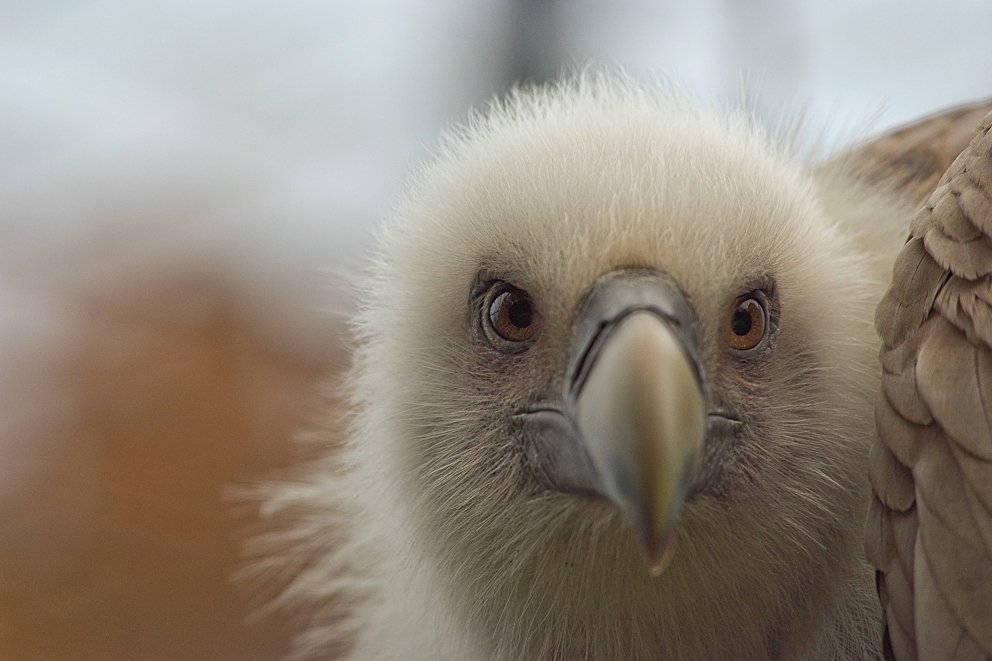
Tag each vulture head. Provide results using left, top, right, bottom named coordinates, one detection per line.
left=274, top=78, right=904, bottom=660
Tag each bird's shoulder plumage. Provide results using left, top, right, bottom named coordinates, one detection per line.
left=869, top=109, right=992, bottom=661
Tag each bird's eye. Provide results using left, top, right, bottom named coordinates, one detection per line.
left=481, top=283, right=538, bottom=350
left=725, top=295, right=767, bottom=352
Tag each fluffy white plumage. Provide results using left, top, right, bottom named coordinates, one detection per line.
left=257, top=76, right=917, bottom=660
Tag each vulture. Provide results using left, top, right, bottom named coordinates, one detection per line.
left=253, top=76, right=990, bottom=661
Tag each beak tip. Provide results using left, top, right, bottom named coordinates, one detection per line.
left=641, top=459, right=694, bottom=576
left=645, top=532, right=677, bottom=576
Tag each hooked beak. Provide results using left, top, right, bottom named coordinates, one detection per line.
left=576, top=311, right=704, bottom=573
left=519, top=270, right=706, bottom=575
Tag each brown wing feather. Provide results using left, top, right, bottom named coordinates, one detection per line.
left=872, top=110, right=992, bottom=661
left=847, top=101, right=992, bottom=207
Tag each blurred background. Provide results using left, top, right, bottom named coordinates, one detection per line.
left=1, top=1, right=990, bottom=659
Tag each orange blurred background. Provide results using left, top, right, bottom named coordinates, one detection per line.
left=0, top=264, right=349, bottom=660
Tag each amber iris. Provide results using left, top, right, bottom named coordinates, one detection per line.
left=726, top=296, right=766, bottom=351
left=489, top=287, right=536, bottom=343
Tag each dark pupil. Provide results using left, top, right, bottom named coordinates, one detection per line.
left=731, top=307, right=752, bottom=336
left=507, top=298, right=533, bottom=328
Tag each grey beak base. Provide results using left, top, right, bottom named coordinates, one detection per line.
left=568, top=270, right=704, bottom=400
